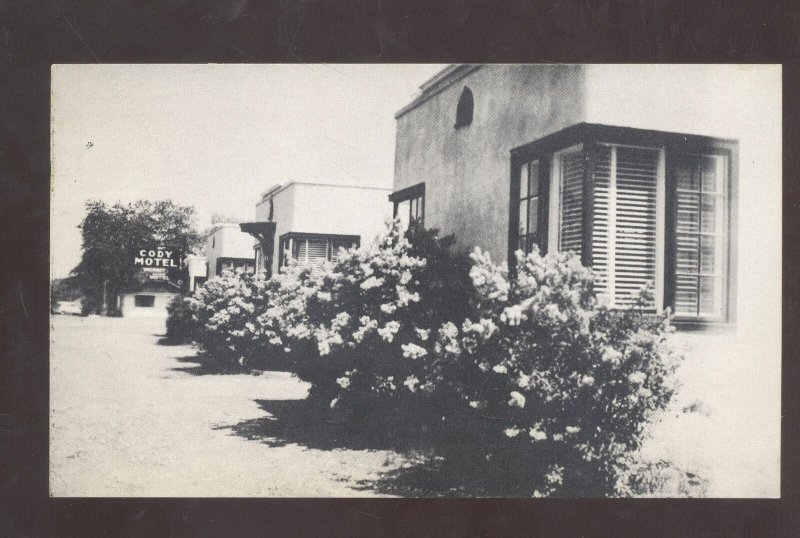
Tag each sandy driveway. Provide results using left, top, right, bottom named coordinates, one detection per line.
left=49, top=315, right=780, bottom=498
left=49, top=315, right=405, bottom=497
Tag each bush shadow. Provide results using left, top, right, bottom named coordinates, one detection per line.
left=218, top=398, right=551, bottom=497
left=156, top=335, right=191, bottom=346
left=170, top=353, right=245, bottom=376
left=351, top=440, right=555, bottom=498
left=218, top=399, right=431, bottom=452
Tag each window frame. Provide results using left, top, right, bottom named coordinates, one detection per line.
left=509, top=123, right=738, bottom=327
left=134, top=294, right=155, bottom=308
left=277, top=232, right=361, bottom=268
left=389, top=182, right=425, bottom=227
left=216, top=257, right=256, bottom=275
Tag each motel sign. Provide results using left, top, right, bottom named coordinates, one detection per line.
left=134, top=248, right=183, bottom=268
left=132, top=247, right=185, bottom=282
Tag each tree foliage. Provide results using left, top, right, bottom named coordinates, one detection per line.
left=71, top=200, right=202, bottom=315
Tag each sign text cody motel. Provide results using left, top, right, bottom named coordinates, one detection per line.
left=133, top=248, right=183, bottom=282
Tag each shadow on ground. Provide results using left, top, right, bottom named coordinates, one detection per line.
left=156, top=335, right=188, bottom=346
left=170, top=353, right=245, bottom=375
left=218, top=398, right=550, bottom=497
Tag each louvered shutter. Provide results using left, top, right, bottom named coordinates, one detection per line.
left=306, top=238, right=329, bottom=265
left=558, top=151, right=585, bottom=257
left=592, top=146, right=612, bottom=297
left=592, top=145, right=658, bottom=309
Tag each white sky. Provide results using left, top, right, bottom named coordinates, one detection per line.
left=50, top=64, right=446, bottom=278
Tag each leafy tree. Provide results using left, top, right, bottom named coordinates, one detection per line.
left=50, top=276, right=83, bottom=303
left=210, top=212, right=245, bottom=225
left=71, top=200, right=202, bottom=315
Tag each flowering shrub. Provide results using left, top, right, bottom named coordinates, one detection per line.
left=187, top=269, right=293, bottom=370
left=180, top=219, right=683, bottom=495
left=424, top=246, right=682, bottom=496
left=286, top=220, right=472, bottom=423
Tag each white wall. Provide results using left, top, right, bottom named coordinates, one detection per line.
left=255, top=183, right=392, bottom=275
left=291, top=183, right=391, bottom=242
left=120, top=293, right=176, bottom=318
left=585, top=64, right=782, bottom=496
left=206, top=224, right=256, bottom=277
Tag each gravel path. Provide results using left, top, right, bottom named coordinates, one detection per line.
left=49, top=315, right=405, bottom=497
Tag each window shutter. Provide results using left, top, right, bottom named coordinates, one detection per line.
left=592, top=145, right=659, bottom=308
left=306, top=238, right=328, bottom=264
left=558, top=151, right=585, bottom=257
left=296, top=238, right=309, bottom=263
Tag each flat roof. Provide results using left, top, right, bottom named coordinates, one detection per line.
left=258, top=181, right=392, bottom=202
left=207, top=222, right=245, bottom=235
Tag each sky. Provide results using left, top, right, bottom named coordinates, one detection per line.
left=50, top=64, right=446, bottom=278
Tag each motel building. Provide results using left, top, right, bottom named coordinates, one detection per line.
left=240, top=181, right=392, bottom=276
left=120, top=247, right=185, bottom=317
left=390, top=64, right=781, bottom=459
left=205, top=222, right=257, bottom=278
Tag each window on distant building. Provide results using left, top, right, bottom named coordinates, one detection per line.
left=278, top=233, right=360, bottom=268
left=135, top=295, right=155, bottom=307
left=216, top=258, right=256, bottom=275
left=455, top=87, right=474, bottom=128
left=510, top=124, right=737, bottom=324
left=389, top=182, right=425, bottom=232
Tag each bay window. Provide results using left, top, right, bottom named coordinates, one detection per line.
left=278, top=233, right=360, bottom=268
left=510, top=124, right=737, bottom=324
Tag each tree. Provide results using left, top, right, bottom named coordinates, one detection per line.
left=50, top=276, right=82, bottom=303
left=71, top=200, right=202, bottom=315
left=210, top=212, right=244, bottom=225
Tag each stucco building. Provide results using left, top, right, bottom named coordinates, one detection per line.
left=205, top=223, right=256, bottom=278
left=392, top=64, right=781, bottom=494
left=119, top=284, right=176, bottom=318
left=392, top=64, right=780, bottom=332
left=248, top=182, right=392, bottom=276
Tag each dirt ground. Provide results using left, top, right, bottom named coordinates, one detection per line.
left=49, top=315, right=780, bottom=498
left=49, top=315, right=408, bottom=497
left=638, top=330, right=781, bottom=497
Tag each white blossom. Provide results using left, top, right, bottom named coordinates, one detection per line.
left=401, top=342, right=428, bottom=359
left=492, top=364, right=508, bottom=374
left=628, top=371, right=647, bottom=385
left=403, top=375, right=420, bottom=393
left=377, top=321, right=401, bottom=343
left=529, top=427, right=547, bottom=441
left=508, top=391, right=526, bottom=408
left=578, top=375, right=595, bottom=387
left=336, top=376, right=351, bottom=389
left=360, top=276, right=385, bottom=290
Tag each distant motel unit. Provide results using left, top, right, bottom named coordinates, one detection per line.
left=245, top=182, right=392, bottom=276
left=205, top=223, right=257, bottom=278
left=392, top=65, right=781, bottom=354
left=120, top=282, right=178, bottom=318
